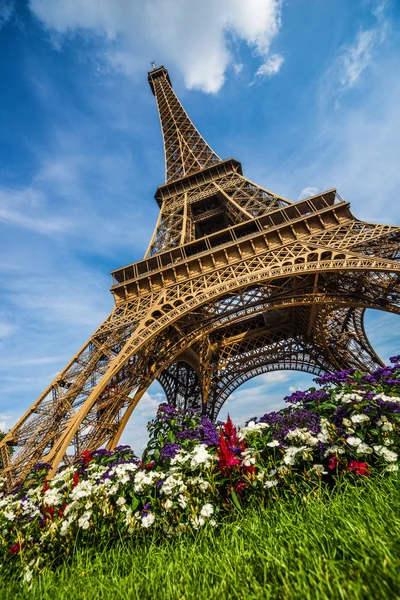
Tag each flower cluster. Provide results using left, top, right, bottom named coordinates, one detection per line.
left=1, top=357, right=400, bottom=581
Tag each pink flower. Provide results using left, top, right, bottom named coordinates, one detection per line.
left=329, top=456, right=338, bottom=470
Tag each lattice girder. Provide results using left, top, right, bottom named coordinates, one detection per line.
left=1, top=64, right=400, bottom=489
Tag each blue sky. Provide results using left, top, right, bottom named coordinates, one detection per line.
left=0, top=0, right=399, bottom=453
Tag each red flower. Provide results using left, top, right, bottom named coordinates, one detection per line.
left=217, top=430, right=240, bottom=473
left=81, top=450, right=92, bottom=463
left=42, top=505, right=55, bottom=521
left=145, top=461, right=155, bottom=470
left=73, top=471, right=79, bottom=488
left=243, top=464, right=256, bottom=479
left=9, top=543, right=23, bottom=555
left=235, top=481, right=248, bottom=494
left=329, top=456, right=338, bottom=470
left=224, top=415, right=239, bottom=446
left=348, top=461, right=370, bottom=476
left=42, top=480, right=50, bottom=494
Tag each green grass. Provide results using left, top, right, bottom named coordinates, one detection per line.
left=2, top=475, right=400, bottom=600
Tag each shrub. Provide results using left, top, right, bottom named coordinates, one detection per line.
left=1, top=356, right=400, bottom=583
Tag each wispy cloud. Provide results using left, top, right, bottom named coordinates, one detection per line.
left=297, top=187, right=319, bottom=201
left=253, top=53, right=284, bottom=80
left=330, top=2, right=389, bottom=93
left=0, top=0, right=14, bottom=29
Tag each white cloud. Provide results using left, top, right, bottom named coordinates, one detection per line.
left=297, top=187, right=319, bottom=201
left=259, top=371, right=289, bottom=385
left=0, top=413, right=14, bottom=433
left=29, top=0, right=283, bottom=92
left=254, top=53, right=284, bottom=79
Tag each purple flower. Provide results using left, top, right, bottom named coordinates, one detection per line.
left=314, top=369, right=355, bottom=386
left=160, top=443, right=182, bottom=461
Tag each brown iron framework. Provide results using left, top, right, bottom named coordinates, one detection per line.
left=1, top=64, right=400, bottom=489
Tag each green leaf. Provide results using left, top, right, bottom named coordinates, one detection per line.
left=167, top=430, right=175, bottom=444
left=130, top=496, right=140, bottom=511
left=230, top=490, right=242, bottom=512
left=154, top=449, right=161, bottom=463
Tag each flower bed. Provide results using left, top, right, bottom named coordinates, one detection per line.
left=1, top=356, right=400, bottom=583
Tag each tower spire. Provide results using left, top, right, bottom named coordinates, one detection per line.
left=148, top=65, right=221, bottom=182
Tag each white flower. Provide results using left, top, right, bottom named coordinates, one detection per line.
left=373, top=393, right=400, bottom=403
left=141, top=513, right=155, bottom=528
left=351, top=414, right=370, bottom=424
left=356, top=442, right=373, bottom=454
left=264, top=479, right=278, bottom=488
left=346, top=436, right=362, bottom=447
left=339, top=392, right=363, bottom=403
left=266, top=440, right=280, bottom=447
left=285, top=428, right=319, bottom=446
left=70, top=480, right=95, bottom=501
left=177, top=495, right=187, bottom=509
left=3, top=510, right=16, bottom=521
left=238, top=421, right=268, bottom=440
left=209, top=519, right=217, bottom=527
left=311, top=464, right=327, bottom=474
left=324, top=445, right=346, bottom=457
left=60, top=516, right=74, bottom=536
left=78, top=511, right=92, bottom=530
left=189, top=444, right=214, bottom=469
left=282, top=446, right=307, bottom=465
left=382, top=422, right=394, bottom=432
left=385, top=464, right=399, bottom=472
left=187, top=476, right=210, bottom=492
left=116, top=496, right=126, bottom=506
left=191, top=515, right=205, bottom=528
left=373, top=445, right=398, bottom=462
left=256, top=470, right=266, bottom=481
left=200, top=503, right=214, bottom=518
left=317, top=419, right=330, bottom=444
left=133, top=470, right=160, bottom=493
left=23, top=569, right=33, bottom=584
left=160, top=474, right=186, bottom=497
left=43, top=488, right=63, bottom=506
left=164, top=499, right=173, bottom=510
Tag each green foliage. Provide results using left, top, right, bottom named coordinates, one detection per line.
left=1, top=474, right=399, bottom=599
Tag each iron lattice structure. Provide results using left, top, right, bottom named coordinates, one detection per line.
left=1, top=65, right=400, bottom=489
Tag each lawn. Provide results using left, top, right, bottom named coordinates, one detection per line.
left=1, top=473, right=399, bottom=600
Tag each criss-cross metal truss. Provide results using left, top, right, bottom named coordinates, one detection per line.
left=1, top=64, right=400, bottom=489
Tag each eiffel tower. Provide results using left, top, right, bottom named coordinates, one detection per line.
left=1, top=64, right=400, bottom=489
